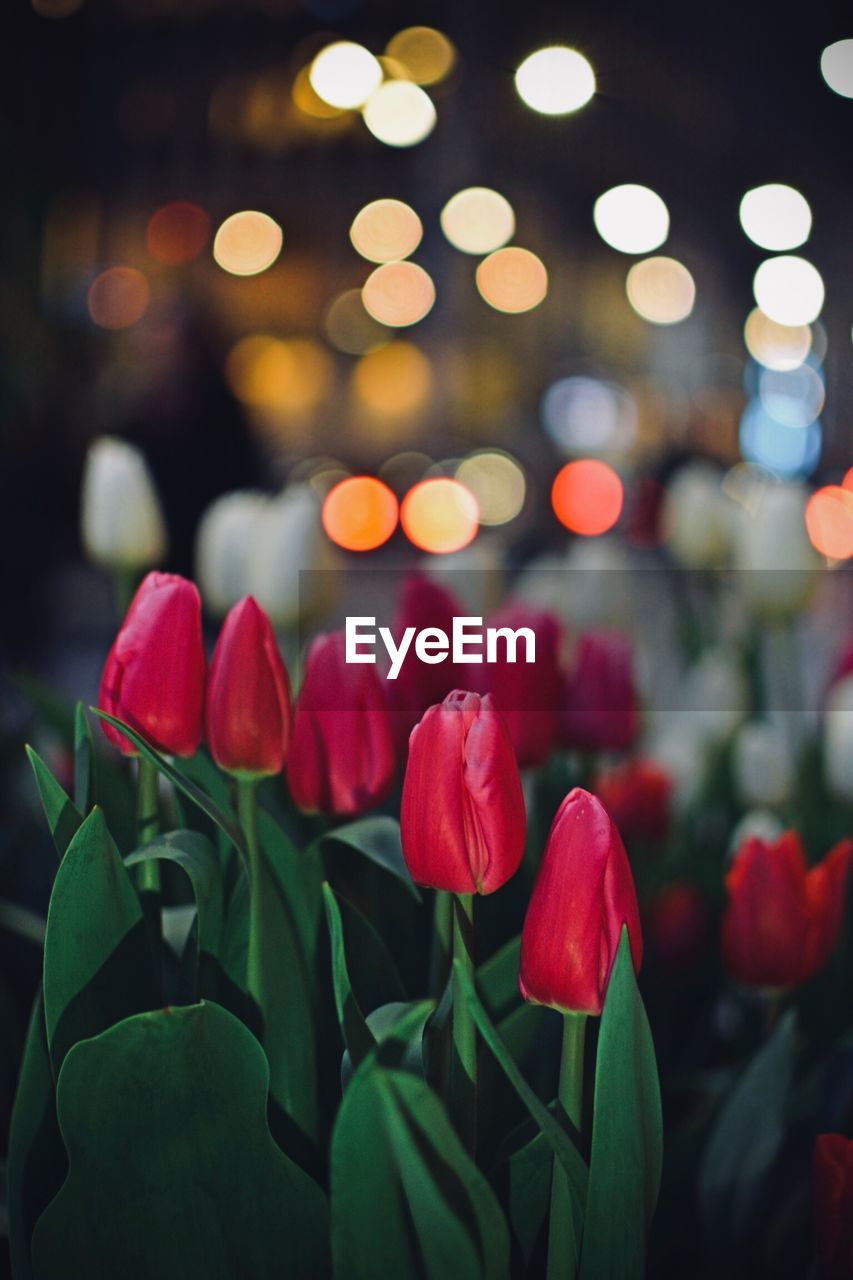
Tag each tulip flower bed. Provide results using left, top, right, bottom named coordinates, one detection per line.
left=8, top=566, right=853, bottom=1279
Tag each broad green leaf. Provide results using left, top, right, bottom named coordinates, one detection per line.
left=322, top=883, right=376, bottom=1070
left=72, top=703, right=95, bottom=815
left=342, top=1000, right=434, bottom=1087
left=43, top=808, right=157, bottom=1072
left=259, top=810, right=323, bottom=972
left=24, top=746, right=82, bottom=860
left=321, top=815, right=421, bottom=901
left=580, top=929, right=663, bottom=1280
left=697, top=1008, right=796, bottom=1248
left=477, top=935, right=522, bottom=1023
left=506, top=1130, right=552, bottom=1268
left=331, top=1057, right=509, bottom=1280
left=30, top=1002, right=329, bottom=1280
left=336, top=891, right=407, bottom=1011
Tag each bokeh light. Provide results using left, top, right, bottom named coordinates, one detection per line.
left=752, top=256, right=824, bottom=326
left=744, top=308, right=812, bottom=371
left=322, top=476, right=399, bottom=551
left=551, top=459, right=623, bottom=535
left=626, top=256, right=696, bottom=324
left=805, top=486, right=853, bottom=560
left=362, top=81, right=437, bottom=146
left=362, top=261, right=435, bottom=327
left=350, top=199, right=423, bottom=263
left=146, top=201, right=210, bottom=265
left=385, top=27, right=456, bottom=84
left=475, top=247, right=548, bottom=313
left=401, top=478, right=479, bottom=553
left=440, top=188, right=515, bottom=255
left=225, top=335, right=332, bottom=414
left=32, top=0, right=85, bottom=16
left=821, top=40, right=853, bottom=98
left=324, top=289, right=390, bottom=355
left=455, top=451, right=526, bottom=525
left=291, top=64, right=349, bottom=120
left=739, top=400, right=821, bottom=477
left=593, top=184, right=670, bottom=254
left=739, top=184, right=812, bottom=251
left=844, top=467, right=853, bottom=493
left=309, top=42, right=382, bottom=109
left=213, top=211, right=282, bottom=276
left=541, top=377, right=637, bottom=456
left=758, top=363, right=824, bottom=428
left=87, top=267, right=150, bottom=330
left=514, top=47, right=595, bottom=115
left=351, top=342, right=432, bottom=418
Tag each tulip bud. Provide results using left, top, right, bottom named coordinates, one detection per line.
left=195, top=490, right=269, bottom=617
left=387, top=573, right=465, bottom=751
left=825, top=675, right=853, bottom=805
left=249, top=485, right=340, bottom=627
left=561, top=630, right=638, bottom=754
left=98, top=571, right=206, bottom=757
left=479, top=602, right=564, bottom=768
left=813, top=1133, right=853, bottom=1280
left=519, top=788, right=642, bottom=1016
left=722, top=832, right=853, bottom=990
left=287, top=631, right=394, bottom=816
left=81, top=436, right=167, bottom=571
left=205, top=597, right=292, bottom=778
left=732, top=721, right=793, bottom=808
left=732, top=481, right=820, bottom=616
left=646, top=881, right=708, bottom=969
left=401, top=690, right=525, bottom=895
left=661, top=461, right=731, bottom=569
left=594, top=758, right=672, bottom=842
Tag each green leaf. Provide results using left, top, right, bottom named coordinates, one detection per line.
left=453, top=958, right=588, bottom=1219
left=506, top=1130, right=552, bottom=1268
left=321, top=815, right=421, bottom=901
left=259, top=810, right=323, bottom=971
left=30, top=1002, right=330, bottom=1280
left=322, top=883, right=376, bottom=1070
left=72, top=703, right=95, bottom=815
left=580, top=928, right=663, bottom=1280
left=43, top=808, right=157, bottom=1072
left=0, top=901, right=46, bottom=948
left=91, top=710, right=247, bottom=861
left=331, top=1057, right=509, bottom=1280
left=24, top=746, right=82, bottom=860
left=697, top=1008, right=796, bottom=1248
left=341, top=1000, right=434, bottom=1087
left=477, top=935, right=522, bottom=1023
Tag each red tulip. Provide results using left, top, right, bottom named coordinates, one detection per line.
left=722, top=833, right=853, bottom=991
left=519, top=787, right=642, bottom=1016
left=561, top=630, right=638, bottom=753
left=205, top=596, right=292, bottom=777
left=595, top=758, right=672, bottom=842
left=387, top=573, right=464, bottom=751
left=98, top=571, right=206, bottom=757
left=814, top=1133, right=853, bottom=1280
left=646, top=881, right=708, bottom=969
left=401, top=689, right=525, bottom=894
left=287, top=631, right=395, bottom=816
left=479, top=602, right=564, bottom=768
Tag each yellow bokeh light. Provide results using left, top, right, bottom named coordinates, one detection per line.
left=753, top=256, right=825, bottom=326
left=739, top=184, right=812, bottom=252
left=440, top=187, right=515, bottom=255
left=475, top=247, right=548, bottom=313
left=309, top=42, right=382, bottom=110
left=291, top=64, right=349, bottom=120
left=352, top=342, right=432, bottom=418
left=455, top=451, right=526, bottom=525
left=744, top=308, right=812, bottom=372
left=225, top=334, right=332, bottom=414
left=87, top=266, right=150, bottom=330
left=350, top=198, right=423, bottom=263
left=626, top=256, right=696, bottom=325
left=213, top=211, right=282, bottom=276
left=593, top=184, right=669, bottom=255
left=362, top=81, right=436, bottom=147
left=385, top=27, right=456, bottom=85
left=362, top=261, right=435, bottom=327
left=401, top=478, right=479, bottom=553
left=515, top=46, right=595, bottom=115
left=324, top=289, right=390, bottom=355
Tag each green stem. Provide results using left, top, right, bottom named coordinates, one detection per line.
left=135, top=757, right=161, bottom=986
left=429, top=890, right=453, bottom=997
left=113, top=567, right=138, bottom=619
left=237, top=778, right=263, bottom=1016
left=451, top=893, right=476, bottom=1155
left=547, top=1013, right=587, bottom=1280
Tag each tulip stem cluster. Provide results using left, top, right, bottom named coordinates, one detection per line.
left=548, top=1013, right=587, bottom=1280
left=135, top=757, right=162, bottom=979
left=429, top=890, right=453, bottom=996
left=451, top=893, right=477, bottom=1156
left=237, top=778, right=264, bottom=1018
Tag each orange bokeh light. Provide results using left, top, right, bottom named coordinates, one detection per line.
left=362, top=261, right=435, bottom=327
left=322, top=476, right=399, bottom=551
left=146, top=201, right=210, bottom=265
left=400, top=478, right=479, bottom=553
left=475, top=246, right=548, bottom=313
left=843, top=466, right=853, bottom=493
left=805, top=486, right=853, bottom=560
left=87, top=266, right=150, bottom=330
left=551, top=459, right=623, bottom=536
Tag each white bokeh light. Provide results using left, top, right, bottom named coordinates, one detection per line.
left=739, top=184, right=812, bottom=251
left=362, top=81, right=436, bottom=146
left=440, top=188, right=515, bottom=255
left=753, top=256, right=825, bottom=326
left=514, top=47, right=595, bottom=115
left=593, top=184, right=670, bottom=254
left=309, top=42, right=383, bottom=110
left=821, top=40, right=853, bottom=98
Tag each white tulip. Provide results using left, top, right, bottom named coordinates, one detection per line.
left=249, top=484, right=340, bottom=627
left=644, top=722, right=707, bottom=813
left=731, top=481, right=820, bottom=615
left=681, top=647, right=749, bottom=746
left=662, top=462, right=731, bottom=569
left=732, top=721, right=793, bottom=808
left=825, top=674, right=853, bottom=804
left=195, top=490, right=269, bottom=617
left=561, top=535, right=632, bottom=628
left=728, top=808, right=785, bottom=859
left=80, top=436, right=166, bottom=570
